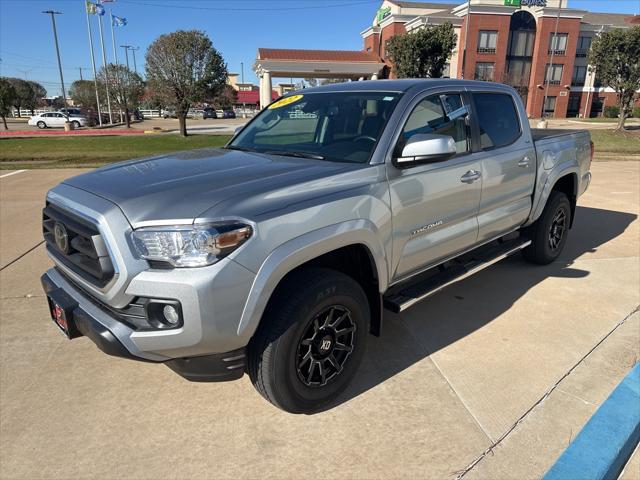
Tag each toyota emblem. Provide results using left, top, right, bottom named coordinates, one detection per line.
left=53, top=222, right=69, bottom=254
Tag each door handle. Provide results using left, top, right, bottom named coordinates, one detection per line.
left=518, top=156, right=531, bottom=167
left=460, top=170, right=481, bottom=184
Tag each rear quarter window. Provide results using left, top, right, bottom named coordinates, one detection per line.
left=472, top=93, right=521, bottom=149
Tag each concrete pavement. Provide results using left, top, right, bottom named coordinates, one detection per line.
left=0, top=162, right=638, bottom=479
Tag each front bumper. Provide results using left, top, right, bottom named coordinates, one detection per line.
left=41, top=271, right=247, bottom=382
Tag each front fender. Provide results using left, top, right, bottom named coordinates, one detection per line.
left=235, top=219, right=389, bottom=339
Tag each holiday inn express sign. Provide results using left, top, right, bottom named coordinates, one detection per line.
left=504, top=0, right=547, bottom=6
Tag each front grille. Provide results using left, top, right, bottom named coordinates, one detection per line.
left=43, top=203, right=115, bottom=287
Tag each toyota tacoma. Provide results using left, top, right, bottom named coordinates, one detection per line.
left=41, top=79, right=593, bottom=413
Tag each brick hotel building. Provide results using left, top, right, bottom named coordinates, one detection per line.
left=361, top=0, right=639, bottom=118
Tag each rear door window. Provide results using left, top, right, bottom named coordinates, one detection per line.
left=472, top=93, right=521, bottom=149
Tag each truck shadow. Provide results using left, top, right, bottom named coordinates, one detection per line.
left=324, top=206, right=637, bottom=412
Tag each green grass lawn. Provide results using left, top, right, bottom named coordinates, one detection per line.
left=588, top=129, right=640, bottom=155
left=569, top=117, right=640, bottom=123
left=0, top=134, right=232, bottom=169
left=1, top=128, right=638, bottom=169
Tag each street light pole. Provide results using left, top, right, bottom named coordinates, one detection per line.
left=43, top=10, right=69, bottom=119
left=542, top=0, right=562, bottom=121
left=241, top=61, right=246, bottom=118
left=131, top=47, right=139, bottom=74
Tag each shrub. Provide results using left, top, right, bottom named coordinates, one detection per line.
left=603, top=105, right=619, bottom=118
left=633, top=106, right=640, bottom=118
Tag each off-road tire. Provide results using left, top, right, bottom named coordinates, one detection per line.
left=248, top=267, right=370, bottom=414
left=522, top=191, right=571, bottom=265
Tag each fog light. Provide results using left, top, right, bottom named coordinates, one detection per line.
left=145, top=300, right=183, bottom=329
left=163, top=305, right=180, bottom=325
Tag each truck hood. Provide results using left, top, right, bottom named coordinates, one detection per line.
left=63, top=148, right=363, bottom=227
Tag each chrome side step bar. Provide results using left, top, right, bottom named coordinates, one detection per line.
left=383, top=238, right=531, bottom=313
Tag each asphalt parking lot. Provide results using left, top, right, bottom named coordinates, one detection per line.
left=0, top=162, right=638, bottom=479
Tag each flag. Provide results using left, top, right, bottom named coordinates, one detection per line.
left=112, top=15, right=127, bottom=27
left=86, top=1, right=105, bottom=15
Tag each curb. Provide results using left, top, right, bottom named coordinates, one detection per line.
left=543, top=363, right=640, bottom=480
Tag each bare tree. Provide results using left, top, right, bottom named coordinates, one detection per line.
left=98, top=64, right=145, bottom=128
left=0, top=78, right=17, bottom=129
left=146, top=30, right=227, bottom=136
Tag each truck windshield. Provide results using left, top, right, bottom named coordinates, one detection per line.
left=229, top=91, right=401, bottom=163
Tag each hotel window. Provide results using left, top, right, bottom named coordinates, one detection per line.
left=508, top=30, right=535, bottom=57
left=572, top=66, right=587, bottom=86
left=576, top=36, right=592, bottom=57
left=543, top=96, right=557, bottom=117
left=475, top=62, right=495, bottom=81
left=544, top=64, right=564, bottom=85
left=549, top=33, right=568, bottom=55
left=384, top=40, right=391, bottom=58
left=506, top=59, right=532, bottom=86
left=478, top=31, right=498, bottom=53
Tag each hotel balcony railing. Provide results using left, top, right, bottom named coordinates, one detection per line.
left=477, top=47, right=496, bottom=54
left=548, top=49, right=566, bottom=56
left=544, top=80, right=562, bottom=85
left=571, top=80, right=585, bottom=87
left=576, top=49, right=588, bottom=57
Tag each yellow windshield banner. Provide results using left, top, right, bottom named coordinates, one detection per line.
left=268, top=94, right=304, bottom=109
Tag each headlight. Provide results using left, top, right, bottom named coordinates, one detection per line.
left=131, top=222, right=252, bottom=267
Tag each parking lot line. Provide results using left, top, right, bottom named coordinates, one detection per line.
left=0, top=169, right=26, bottom=179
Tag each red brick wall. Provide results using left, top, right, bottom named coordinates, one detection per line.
left=580, top=91, right=640, bottom=118
left=456, top=14, right=512, bottom=81
left=364, top=33, right=380, bottom=56
left=526, top=16, right=581, bottom=118
left=380, top=22, right=407, bottom=78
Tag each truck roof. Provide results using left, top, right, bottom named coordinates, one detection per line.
left=296, top=78, right=507, bottom=94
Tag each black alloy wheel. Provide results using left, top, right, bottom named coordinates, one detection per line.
left=295, top=305, right=356, bottom=387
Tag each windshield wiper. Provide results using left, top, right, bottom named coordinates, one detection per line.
left=262, top=150, right=325, bottom=160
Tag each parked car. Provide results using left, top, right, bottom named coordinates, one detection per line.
left=203, top=107, right=217, bottom=119
left=58, top=108, right=84, bottom=117
left=221, top=109, right=236, bottom=119
left=41, top=80, right=593, bottom=413
left=161, top=108, right=176, bottom=119
left=29, top=112, right=89, bottom=129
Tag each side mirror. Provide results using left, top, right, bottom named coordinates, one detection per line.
left=396, top=133, right=456, bottom=166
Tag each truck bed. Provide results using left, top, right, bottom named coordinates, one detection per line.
left=530, top=128, right=586, bottom=142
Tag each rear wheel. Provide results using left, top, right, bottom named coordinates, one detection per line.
left=36, top=121, right=46, bottom=129
left=522, top=191, right=571, bottom=265
left=248, top=267, right=369, bottom=413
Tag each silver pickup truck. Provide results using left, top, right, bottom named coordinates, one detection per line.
left=41, top=79, right=593, bottom=413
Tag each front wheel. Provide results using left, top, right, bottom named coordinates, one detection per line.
left=522, top=191, right=571, bottom=265
left=71, top=120, right=81, bottom=129
left=248, top=267, right=370, bottom=413
left=36, top=121, right=46, bottom=129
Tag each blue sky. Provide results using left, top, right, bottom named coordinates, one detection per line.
left=1, top=0, right=638, bottom=96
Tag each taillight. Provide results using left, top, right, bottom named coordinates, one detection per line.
left=590, top=141, right=595, bottom=163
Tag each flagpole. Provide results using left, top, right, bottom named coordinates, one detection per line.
left=110, top=11, right=123, bottom=123
left=84, top=1, right=102, bottom=126
left=110, top=12, right=118, bottom=64
left=97, top=13, right=113, bottom=123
